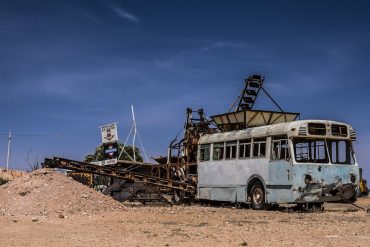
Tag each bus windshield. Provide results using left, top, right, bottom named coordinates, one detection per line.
left=293, top=138, right=355, bottom=165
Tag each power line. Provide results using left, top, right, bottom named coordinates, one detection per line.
left=0, top=133, right=62, bottom=137
left=0, top=125, right=132, bottom=138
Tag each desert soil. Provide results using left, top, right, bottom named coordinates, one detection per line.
left=0, top=169, right=369, bottom=247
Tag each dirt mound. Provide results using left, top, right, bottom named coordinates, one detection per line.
left=0, top=168, right=26, bottom=183
left=0, top=168, right=125, bottom=217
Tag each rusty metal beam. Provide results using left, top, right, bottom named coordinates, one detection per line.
left=44, top=157, right=196, bottom=193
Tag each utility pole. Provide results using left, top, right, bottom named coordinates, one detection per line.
left=6, top=131, right=11, bottom=171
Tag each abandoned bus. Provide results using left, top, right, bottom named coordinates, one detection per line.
left=197, top=120, right=359, bottom=209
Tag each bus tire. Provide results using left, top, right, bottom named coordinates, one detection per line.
left=250, top=183, right=267, bottom=210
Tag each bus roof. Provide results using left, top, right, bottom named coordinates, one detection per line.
left=199, top=119, right=356, bottom=144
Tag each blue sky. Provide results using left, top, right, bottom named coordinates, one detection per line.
left=0, top=0, right=370, bottom=178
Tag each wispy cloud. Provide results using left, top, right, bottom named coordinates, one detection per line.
left=200, top=41, right=248, bottom=52
left=152, top=50, right=187, bottom=69
left=154, top=58, right=174, bottom=69
left=152, top=40, right=249, bottom=69
left=81, top=12, right=103, bottom=24
left=111, top=6, right=139, bottom=23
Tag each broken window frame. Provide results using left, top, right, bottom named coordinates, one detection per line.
left=252, top=137, right=266, bottom=158
left=199, top=144, right=211, bottom=162
left=308, top=123, right=326, bottom=135
left=293, top=138, right=356, bottom=165
left=293, top=138, right=329, bottom=164
left=331, top=124, right=348, bottom=137
left=271, top=135, right=290, bottom=160
left=212, top=142, right=225, bottom=161
left=327, top=140, right=355, bottom=165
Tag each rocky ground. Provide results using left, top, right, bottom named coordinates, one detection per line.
left=0, top=169, right=369, bottom=247
left=0, top=169, right=124, bottom=217
left=0, top=168, right=25, bottom=184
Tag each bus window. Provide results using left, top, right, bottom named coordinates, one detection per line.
left=332, top=124, right=348, bottom=137
left=271, top=136, right=290, bottom=160
left=294, top=139, right=328, bottom=163
left=213, top=142, right=225, bottom=160
left=252, top=138, right=266, bottom=158
left=199, top=144, right=210, bottom=161
left=308, top=123, right=326, bottom=135
left=328, top=140, right=355, bottom=165
left=239, top=139, right=251, bottom=159
left=225, top=141, right=237, bottom=159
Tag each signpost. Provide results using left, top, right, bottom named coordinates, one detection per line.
left=101, top=123, right=118, bottom=144
left=97, top=123, right=119, bottom=166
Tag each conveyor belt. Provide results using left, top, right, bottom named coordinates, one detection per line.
left=44, top=157, right=196, bottom=193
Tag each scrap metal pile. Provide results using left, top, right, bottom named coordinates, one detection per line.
left=44, top=156, right=196, bottom=204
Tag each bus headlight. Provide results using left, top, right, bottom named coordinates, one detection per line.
left=304, top=174, right=312, bottom=184
left=350, top=174, right=356, bottom=183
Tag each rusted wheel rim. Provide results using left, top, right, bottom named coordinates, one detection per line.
left=252, top=187, right=263, bottom=205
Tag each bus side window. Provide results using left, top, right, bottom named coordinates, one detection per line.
left=225, top=141, right=237, bottom=159
left=239, top=139, right=251, bottom=159
left=271, top=136, right=290, bottom=160
left=199, top=144, right=210, bottom=161
left=252, top=138, right=266, bottom=158
left=281, top=140, right=290, bottom=159
left=260, top=141, right=266, bottom=157
left=329, top=140, right=352, bottom=165
left=213, top=142, right=225, bottom=160
left=272, top=141, right=279, bottom=159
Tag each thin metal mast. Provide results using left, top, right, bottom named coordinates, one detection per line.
left=131, top=105, right=137, bottom=161
left=6, top=131, right=11, bottom=170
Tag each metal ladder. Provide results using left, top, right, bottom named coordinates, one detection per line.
left=237, top=74, right=264, bottom=111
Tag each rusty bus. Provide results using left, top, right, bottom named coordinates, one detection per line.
left=197, top=119, right=359, bottom=209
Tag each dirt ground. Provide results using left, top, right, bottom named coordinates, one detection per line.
left=0, top=198, right=369, bottom=247
left=0, top=169, right=369, bottom=247
left=0, top=169, right=124, bottom=217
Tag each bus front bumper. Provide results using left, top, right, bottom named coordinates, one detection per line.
left=294, top=182, right=357, bottom=203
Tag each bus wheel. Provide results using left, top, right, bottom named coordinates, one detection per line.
left=251, top=183, right=267, bottom=210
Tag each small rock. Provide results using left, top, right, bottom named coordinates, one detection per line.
left=241, top=240, right=248, bottom=246
left=58, top=214, right=64, bottom=219
left=12, top=219, right=17, bottom=222
left=31, top=217, right=38, bottom=222
left=81, top=194, right=88, bottom=198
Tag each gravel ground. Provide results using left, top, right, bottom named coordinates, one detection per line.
left=0, top=198, right=369, bottom=247
left=0, top=169, right=369, bottom=246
